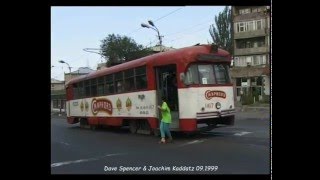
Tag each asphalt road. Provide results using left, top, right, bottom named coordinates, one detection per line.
left=51, top=110, right=270, bottom=174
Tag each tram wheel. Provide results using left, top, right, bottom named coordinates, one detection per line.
left=129, top=120, right=138, bottom=134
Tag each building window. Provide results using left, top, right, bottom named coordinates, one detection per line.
left=236, top=87, right=242, bottom=96
left=256, top=20, right=262, bottom=30
left=235, top=76, right=265, bottom=98
left=53, top=100, right=59, bottom=108
left=236, top=78, right=241, bottom=86
left=234, top=55, right=267, bottom=67
left=250, top=77, right=256, bottom=86
left=252, top=7, right=264, bottom=13
left=247, top=21, right=254, bottom=31
left=237, top=22, right=246, bottom=32
left=246, top=56, right=253, bottom=66
left=239, top=8, right=250, bottom=14
left=236, top=37, right=265, bottom=49
left=257, top=76, right=263, bottom=86
left=246, top=41, right=252, bottom=48
left=60, top=100, right=65, bottom=109
left=253, top=55, right=266, bottom=65
left=237, top=40, right=246, bottom=49
left=235, top=19, right=264, bottom=33
left=234, top=57, right=247, bottom=67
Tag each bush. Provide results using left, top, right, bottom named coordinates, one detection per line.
left=241, top=95, right=254, bottom=105
left=262, top=95, right=270, bottom=103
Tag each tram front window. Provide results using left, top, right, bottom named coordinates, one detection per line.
left=185, top=64, right=230, bottom=85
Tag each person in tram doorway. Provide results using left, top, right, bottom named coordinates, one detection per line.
left=157, top=96, right=173, bottom=144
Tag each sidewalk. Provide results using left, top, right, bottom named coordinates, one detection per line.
left=235, top=103, right=270, bottom=112
left=51, top=111, right=66, bottom=117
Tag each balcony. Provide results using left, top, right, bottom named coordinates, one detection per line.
left=234, top=29, right=267, bottom=39
left=235, top=47, right=269, bottom=56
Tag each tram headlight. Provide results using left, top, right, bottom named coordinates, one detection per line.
left=216, top=102, right=221, bottom=109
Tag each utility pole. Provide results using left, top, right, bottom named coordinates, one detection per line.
left=141, top=20, right=163, bottom=52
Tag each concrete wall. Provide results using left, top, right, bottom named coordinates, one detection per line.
left=51, top=83, right=64, bottom=91
left=235, top=47, right=269, bottom=56
left=234, top=29, right=267, bottom=39
left=263, top=76, right=270, bottom=95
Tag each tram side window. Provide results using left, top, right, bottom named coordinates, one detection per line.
left=213, top=64, right=230, bottom=84
left=91, top=78, right=97, bottom=97
left=78, top=81, right=84, bottom=98
left=135, top=66, right=147, bottom=90
left=97, top=77, right=105, bottom=96
left=124, top=69, right=135, bottom=92
left=85, top=80, right=90, bottom=97
left=115, top=72, right=124, bottom=93
left=73, top=83, right=78, bottom=99
left=105, top=74, right=114, bottom=94
left=185, top=65, right=199, bottom=84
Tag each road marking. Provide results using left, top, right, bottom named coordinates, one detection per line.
left=234, top=131, right=252, bottom=136
left=60, top=142, right=69, bottom=146
left=51, top=153, right=127, bottom=168
left=178, top=140, right=205, bottom=147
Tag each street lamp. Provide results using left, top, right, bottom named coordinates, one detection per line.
left=141, top=20, right=163, bottom=52
left=58, top=60, right=71, bottom=73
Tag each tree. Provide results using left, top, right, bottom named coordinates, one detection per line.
left=100, top=34, right=153, bottom=67
left=209, top=6, right=233, bottom=55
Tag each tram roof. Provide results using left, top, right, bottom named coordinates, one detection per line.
left=66, top=44, right=230, bottom=86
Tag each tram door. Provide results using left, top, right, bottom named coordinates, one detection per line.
left=155, top=64, right=179, bottom=130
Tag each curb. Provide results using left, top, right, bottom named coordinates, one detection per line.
left=51, top=113, right=67, bottom=118
left=236, top=106, right=270, bottom=112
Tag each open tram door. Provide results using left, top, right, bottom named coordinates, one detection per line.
left=155, top=64, right=179, bottom=131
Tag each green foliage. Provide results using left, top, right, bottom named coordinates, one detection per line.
left=252, top=90, right=260, bottom=102
left=262, top=95, right=270, bottom=103
left=100, top=34, right=153, bottom=67
left=241, top=95, right=254, bottom=105
left=209, top=6, right=233, bottom=55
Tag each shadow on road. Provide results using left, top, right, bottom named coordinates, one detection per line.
left=67, top=124, right=236, bottom=140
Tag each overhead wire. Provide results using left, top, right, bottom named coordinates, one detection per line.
left=163, top=17, right=214, bottom=37
left=126, top=7, right=183, bottom=37
left=164, top=25, right=212, bottom=47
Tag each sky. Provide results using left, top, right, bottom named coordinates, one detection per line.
left=51, top=6, right=226, bottom=81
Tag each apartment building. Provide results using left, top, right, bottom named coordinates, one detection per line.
left=231, top=6, right=271, bottom=103
left=51, top=78, right=66, bottom=113
left=64, top=67, right=95, bottom=84
left=51, top=67, right=95, bottom=113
